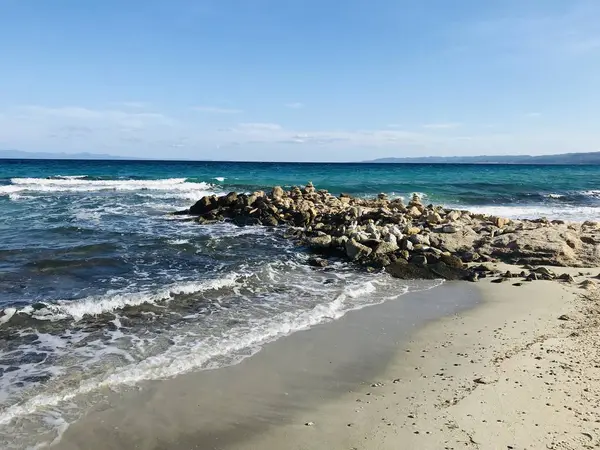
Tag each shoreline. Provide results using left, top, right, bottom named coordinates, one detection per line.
left=52, top=263, right=600, bottom=450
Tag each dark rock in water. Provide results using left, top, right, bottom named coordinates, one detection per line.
left=308, top=257, right=329, bottom=268
left=491, top=277, right=507, bottom=284
left=189, top=195, right=217, bottom=215
left=307, top=234, right=332, bottom=248
left=23, top=374, right=51, bottom=384
left=386, top=260, right=436, bottom=280
left=526, top=273, right=538, bottom=281
left=233, top=216, right=262, bottom=227
left=261, top=216, right=279, bottom=227
left=558, top=314, right=570, bottom=321
left=218, top=192, right=238, bottom=207
left=5, top=366, right=19, bottom=373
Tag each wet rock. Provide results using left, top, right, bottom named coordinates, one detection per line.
left=345, top=239, right=372, bottom=260
left=307, top=234, right=332, bottom=249
left=374, top=241, right=399, bottom=255
left=189, top=195, right=218, bottom=215
left=558, top=314, right=570, bottom=321
left=410, top=254, right=428, bottom=267
left=218, top=192, right=238, bottom=207
left=386, top=260, right=436, bottom=280
left=308, top=257, right=329, bottom=268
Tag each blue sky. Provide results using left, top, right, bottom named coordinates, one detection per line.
left=1, top=0, right=599, bottom=161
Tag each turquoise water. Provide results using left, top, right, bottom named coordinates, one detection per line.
left=0, top=159, right=599, bottom=447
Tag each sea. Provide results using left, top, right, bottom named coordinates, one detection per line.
left=1, top=159, right=600, bottom=448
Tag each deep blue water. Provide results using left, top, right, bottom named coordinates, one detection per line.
left=0, top=159, right=599, bottom=447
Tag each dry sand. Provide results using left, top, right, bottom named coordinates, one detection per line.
left=220, top=265, right=600, bottom=450
left=53, top=264, right=600, bottom=450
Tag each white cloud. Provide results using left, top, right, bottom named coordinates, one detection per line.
left=192, top=106, right=243, bottom=114
left=285, top=102, right=304, bottom=109
left=2, top=104, right=600, bottom=161
left=422, top=122, right=462, bottom=129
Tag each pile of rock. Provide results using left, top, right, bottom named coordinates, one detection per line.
left=177, top=183, right=600, bottom=280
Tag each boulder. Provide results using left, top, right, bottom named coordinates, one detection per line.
left=386, top=260, right=436, bottom=280
left=442, top=224, right=459, bottom=234
left=189, top=195, right=218, bottom=215
left=345, top=239, right=372, bottom=260
left=307, top=234, right=332, bottom=249
left=218, top=192, right=239, bottom=207
left=374, top=241, right=399, bottom=255
left=271, top=186, right=284, bottom=199
left=410, top=254, right=428, bottom=267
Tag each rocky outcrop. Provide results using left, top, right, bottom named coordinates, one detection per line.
left=178, top=184, right=600, bottom=280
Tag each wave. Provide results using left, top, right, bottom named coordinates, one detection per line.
left=1, top=275, right=238, bottom=323
left=453, top=204, right=600, bottom=221
left=0, top=276, right=436, bottom=429
left=0, top=177, right=217, bottom=198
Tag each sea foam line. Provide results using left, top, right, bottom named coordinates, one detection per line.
left=0, top=278, right=430, bottom=428
left=3, top=275, right=238, bottom=322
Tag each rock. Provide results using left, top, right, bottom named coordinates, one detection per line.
left=447, top=210, right=461, bottom=221
left=271, top=186, right=284, bottom=199
left=558, top=273, right=575, bottom=282
left=441, top=225, right=459, bottom=234
left=345, top=239, right=372, bottom=260
left=558, top=314, right=570, bottom=321
left=526, top=273, right=538, bottom=281
left=409, top=193, right=422, bottom=207
left=406, top=226, right=421, bottom=236
left=401, top=239, right=414, bottom=251
left=378, top=193, right=388, bottom=200
left=579, top=279, right=596, bottom=290
left=410, top=254, right=428, bottom=267
left=305, top=421, right=315, bottom=427
left=464, top=271, right=479, bottom=282
left=386, top=260, right=436, bottom=280
left=189, top=195, right=217, bottom=215
left=262, top=216, right=279, bottom=227
left=440, top=254, right=464, bottom=269
left=533, top=267, right=555, bottom=277
left=408, top=206, right=422, bottom=217
left=307, top=234, right=332, bottom=248
left=308, top=257, right=328, bottom=268
left=491, top=277, right=507, bottom=283
left=493, top=216, right=509, bottom=228
left=426, top=212, right=442, bottom=224
left=218, top=192, right=238, bottom=207
left=462, top=251, right=480, bottom=262
left=374, top=241, right=399, bottom=255
left=428, top=262, right=469, bottom=280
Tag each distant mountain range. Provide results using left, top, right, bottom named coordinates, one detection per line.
left=0, top=150, right=138, bottom=160
left=365, top=152, right=600, bottom=164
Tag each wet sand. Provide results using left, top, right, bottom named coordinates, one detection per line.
left=54, top=264, right=600, bottom=450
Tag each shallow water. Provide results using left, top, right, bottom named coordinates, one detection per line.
left=0, top=159, right=599, bottom=448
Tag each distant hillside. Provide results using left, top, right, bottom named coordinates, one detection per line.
left=365, top=152, right=600, bottom=164
left=0, top=150, right=138, bottom=160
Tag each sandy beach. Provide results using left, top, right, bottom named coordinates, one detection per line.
left=52, top=263, right=600, bottom=450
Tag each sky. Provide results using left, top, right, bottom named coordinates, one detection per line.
left=1, top=0, right=600, bottom=162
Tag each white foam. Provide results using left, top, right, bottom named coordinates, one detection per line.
left=0, top=277, right=420, bottom=428
left=9, top=275, right=238, bottom=322
left=453, top=204, right=600, bottom=222
left=214, top=177, right=226, bottom=182
left=0, top=178, right=216, bottom=198
left=546, top=193, right=565, bottom=199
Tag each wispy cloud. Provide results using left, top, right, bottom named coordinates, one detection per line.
left=285, top=102, right=304, bottom=109
left=422, top=122, right=462, bottom=129
left=192, top=106, right=243, bottom=114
